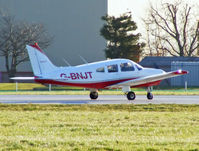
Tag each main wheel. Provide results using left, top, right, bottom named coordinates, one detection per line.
left=90, top=92, right=98, bottom=100
left=127, top=91, right=136, bottom=100
left=147, top=92, right=153, bottom=100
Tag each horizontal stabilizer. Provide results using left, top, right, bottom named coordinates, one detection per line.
left=10, top=77, right=35, bottom=80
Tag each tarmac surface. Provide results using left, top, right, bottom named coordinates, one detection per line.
left=0, top=95, right=198, bottom=104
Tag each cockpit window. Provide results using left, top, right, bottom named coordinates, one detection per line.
left=96, top=67, right=105, bottom=72
left=107, top=64, right=118, bottom=73
left=135, top=64, right=143, bottom=71
left=120, top=62, right=135, bottom=72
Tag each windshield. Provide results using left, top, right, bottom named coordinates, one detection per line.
left=135, top=63, right=143, bottom=71
left=120, top=62, right=135, bottom=72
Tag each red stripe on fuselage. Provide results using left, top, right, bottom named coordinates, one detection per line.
left=35, top=78, right=136, bottom=89
left=35, top=78, right=162, bottom=89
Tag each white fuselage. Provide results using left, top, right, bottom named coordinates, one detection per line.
left=35, top=59, right=164, bottom=89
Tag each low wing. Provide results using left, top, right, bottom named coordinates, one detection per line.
left=10, top=77, right=35, bottom=80
left=107, top=70, right=188, bottom=88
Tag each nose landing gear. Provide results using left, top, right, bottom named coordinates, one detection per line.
left=147, top=92, right=153, bottom=100
left=147, top=87, right=153, bottom=100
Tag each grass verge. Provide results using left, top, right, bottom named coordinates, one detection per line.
left=0, top=104, right=199, bottom=150
left=0, top=89, right=198, bottom=95
left=0, top=83, right=199, bottom=95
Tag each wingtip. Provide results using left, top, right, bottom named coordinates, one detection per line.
left=173, top=70, right=188, bottom=75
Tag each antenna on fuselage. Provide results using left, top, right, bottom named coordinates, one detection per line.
left=79, top=55, right=88, bottom=64
left=62, top=58, right=71, bottom=66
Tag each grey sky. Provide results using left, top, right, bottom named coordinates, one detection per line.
left=108, top=0, right=199, bottom=33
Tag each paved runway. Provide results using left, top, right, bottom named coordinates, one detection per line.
left=0, top=95, right=198, bottom=104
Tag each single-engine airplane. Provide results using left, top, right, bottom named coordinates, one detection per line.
left=12, top=43, right=188, bottom=100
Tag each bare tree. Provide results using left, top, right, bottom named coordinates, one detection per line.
left=0, top=14, right=53, bottom=81
left=143, top=1, right=199, bottom=57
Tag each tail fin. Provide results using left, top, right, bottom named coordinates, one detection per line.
left=26, top=43, right=57, bottom=76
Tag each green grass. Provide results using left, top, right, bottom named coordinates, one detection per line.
left=0, top=104, right=199, bottom=150
left=0, top=83, right=199, bottom=95
left=0, top=83, right=43, bottom=90
left=0, top=89, right=199, bottom=95
left=0, top=83, right=80, bottom=91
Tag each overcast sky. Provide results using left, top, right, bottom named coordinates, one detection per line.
left=108, top=0, right=199, bottom=33
left=108, top=0, right=159, bottom=34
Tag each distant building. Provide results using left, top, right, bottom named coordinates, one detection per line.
left=171, top=62, right=199, bottom=87
left=139, top=56, right=199, bottom=71
left=139, top=56, right=199, bottom=86
left=0, top=0, right=107, bottom=82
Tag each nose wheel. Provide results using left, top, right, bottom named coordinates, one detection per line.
left=147, top=92, right=153, bottom=100
left=90, top=91, right=98, bottom=100
left=147, top=87, right=153, bottom=100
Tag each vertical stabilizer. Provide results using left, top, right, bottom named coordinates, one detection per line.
left=26, top=43, right=57, bottom=76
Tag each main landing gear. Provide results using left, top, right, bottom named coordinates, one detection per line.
left=89, top=91, right=98, bottom=100
left=127, top=91, right=136, bottom=100
left=123, top=86, right=154, bottom=100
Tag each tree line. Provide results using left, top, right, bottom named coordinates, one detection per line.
left=0, top=0, right=199, bottom=81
